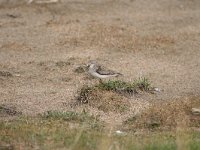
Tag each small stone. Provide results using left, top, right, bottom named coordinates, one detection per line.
left=154, top=87, right=161, bottom=92
left=14, top=74, right=21, bottom=77
left=115, top=130, right=127, bottom=136
left=191, top=108, right=200, bottom=115
left=149, top=87, right=162, bottom=94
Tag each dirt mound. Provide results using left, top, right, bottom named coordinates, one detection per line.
left=76, top=86, right=131, bottom=113
left=123, top=96, right=200, bottom=131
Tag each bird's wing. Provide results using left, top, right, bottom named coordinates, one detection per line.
left=96, top=65, right=120, bottom=75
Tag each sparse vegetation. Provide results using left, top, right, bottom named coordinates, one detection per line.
left=76, top=78, right=151, bottom=112
left=134, top=77, right=151, bottom=91
left=98, top=80, right=136, bottom=94
left=98, top=77, right=152, bottom=94
left=0, top=115, right=200, bottom=150
left=123, top=97, right=200, bottom=131
left=75, top=78, right=152, bottom=113
left=42, top=111, right=103, bottom=130
left=78, top=77, right=152, bottom=102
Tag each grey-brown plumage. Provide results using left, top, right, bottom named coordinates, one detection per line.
left=87, top=61, right=122, bottom=79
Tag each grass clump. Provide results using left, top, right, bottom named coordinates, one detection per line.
left=98, top=77, right=152, bottom=95
left=43, top=111, right=81, bottom=121
left=42, top=111, right=103, bottom=130
left=78, top=77, right=152, bottom=102
left=135, top=77, right=151, bottom=91
left=98, top=80, right=136, bottom=95
left=76, top=77, right=152, bottom=113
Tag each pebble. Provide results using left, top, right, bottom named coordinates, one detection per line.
left=191, top=108, right=200, bottom=115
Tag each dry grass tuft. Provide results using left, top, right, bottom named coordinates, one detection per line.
left=124, top=97, right=200, bottom=131
left=41, top=110, right=104, bottom=130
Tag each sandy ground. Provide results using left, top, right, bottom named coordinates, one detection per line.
left=0, top=0, right=200, bottom=124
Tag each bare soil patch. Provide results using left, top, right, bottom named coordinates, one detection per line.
left=0, top=0, right=200, bottom=127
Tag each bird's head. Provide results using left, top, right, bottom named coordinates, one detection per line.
left=86, top=60, right=96, bottom=68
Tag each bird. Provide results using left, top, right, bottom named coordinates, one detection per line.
left=87, top=61, right=122, bottom=81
